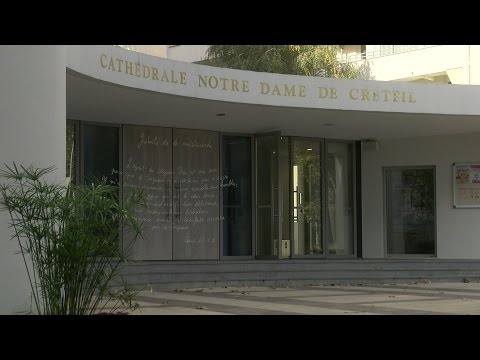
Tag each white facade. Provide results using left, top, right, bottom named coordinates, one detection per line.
left=363, top=132, right=480, bottom=258
left=3, top=45, right=480, bottom=313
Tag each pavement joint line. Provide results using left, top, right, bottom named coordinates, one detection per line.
left=138, top=291, right=374, bottom=315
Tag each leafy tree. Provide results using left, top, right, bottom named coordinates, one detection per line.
left=206, top=45, right=358, bottom=78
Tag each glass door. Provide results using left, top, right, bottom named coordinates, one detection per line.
left=122, top=125, right=173, bottom=260
left=172, top=128, right=220, bottom=260
left=255, top=132, right=282, bottom=259
left=326, top=142, right=354, bottom=256
left=291, top=138, right=323, bottom=256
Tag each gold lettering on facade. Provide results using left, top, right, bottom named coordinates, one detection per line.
left=152, top=66, right=159, bottom=80
left=95, top=56, right=194, bottom=81
left=284, top=84, right=296, bottom=97
left=125, top=61, right=133, bottom=75
left=198, top=75, right=208, bottom=88
left=382, top=90, right=390, bottom=102
left=220, top=78, right=228, bottom=90
left=135, top=63, right=141, bottom=78
left=100, top=54, right=107, bottom=68
left=99, top=55, right=419, bottom=104
left=108, top=57, right=115, bottom=71
left=330, top=88, right=337, bottom=99
left=298, top=85, right=306, bottom=97
left=272, top=84, right=281, bottom=96
left=261, top=82, right=306, bottom=97
left=161, top=70, right=169, bottom=82
left=319, top=87, right=328, bottom=98
left=208, top=76, right=218, bottom=88
left=349, top=88, right=359, bottom=100
left=260, top=82, right=270, bottom=94
left=392, top=91, right=401, bottom=102
left=197, top=74, right=247, bottom=92
left=408, top=92, right=416, bottom=103
left=115, top=59, right=123, bottom=72
left=231, top=79, right=240, bottom=91
left=170, top=70, right=178, bottom=84
left=318, top=87, right=337, bottom=99
left=348, top=88, right=417, bottom=104
left=142, top=65, right=150, bottom=79
left=361, top=89, right=370, bottom=101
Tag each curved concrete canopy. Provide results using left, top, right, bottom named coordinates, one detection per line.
left=66, top=46, right=480, bottom=140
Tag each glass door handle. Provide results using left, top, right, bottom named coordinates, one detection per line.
left=178, top=182, right=181, bottom=222
left=165, top=181, right=170, bottom=220
left=174, top=182, right=181, bottom=221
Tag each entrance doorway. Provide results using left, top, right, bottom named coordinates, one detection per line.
left=79, top=122, right=356, bottom=261
left=290, top=138, right=355, bottom=258
left=292, top=138, right=323, bottom=255
left=123, top=126, right=220, bottom=260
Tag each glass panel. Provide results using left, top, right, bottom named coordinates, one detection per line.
left=222, top=136, right=252, bottom=256
left=327, top=142, right=354, bottom=255
left=385, top=167, right=435, bottom=255
left=293, top=139, right=322, bottom=255
left=123, top=125, right=173, bottom=260
left=82, top=124, right=120, bottom=249
left=66, top=122, right=76, bottom=185
left=280, top=137, right=290, bottom=258
left=83, top=124, right=119, bottom=186
left=172, top=128, right=220, bottom=260
left=256, top=134, right=279, bottom=257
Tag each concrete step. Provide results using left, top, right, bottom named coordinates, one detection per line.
left=117, top=259, right=480, bottom=289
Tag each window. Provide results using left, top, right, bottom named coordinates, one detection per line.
left=384, top=167, right=436, bottom=256
left=66, top=121, right=78, bottom=185
left=82, top=124, right=120, bottom=186
left=222, top=136, right=252, bottom=256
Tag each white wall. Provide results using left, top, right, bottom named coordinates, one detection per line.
left=134, top=45, right=167, bottom=58
left=362, top=132, right=480, bottom=259
left=167, top=45, right=209, bottom=63
left=68, top=45, right=480, bottom=117
left=469, top=46, right=480, bottom=85
left=0, top=46, right=66, bottom=313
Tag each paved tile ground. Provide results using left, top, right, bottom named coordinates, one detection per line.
left=128, top=282, right=480, bottom=315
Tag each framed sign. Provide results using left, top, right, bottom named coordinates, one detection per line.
left=453, top=163, right=480, bottom=208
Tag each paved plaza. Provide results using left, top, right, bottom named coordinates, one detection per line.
left=130, top=282, right=480, bottom=315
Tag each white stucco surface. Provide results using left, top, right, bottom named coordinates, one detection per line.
left=0, top=46, right=66, bottom=313
left=67, top=45, right=480, bottom=116
left=362, top=132, right=480, bottom=259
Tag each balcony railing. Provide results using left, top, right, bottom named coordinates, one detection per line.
left=338, top=45, right=438, bottom=63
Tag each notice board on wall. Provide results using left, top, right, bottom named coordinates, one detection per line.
left=453, top=163, right=480, bottom=208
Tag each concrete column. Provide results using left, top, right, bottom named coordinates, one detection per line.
left=0, top=46, right=66, bottom=314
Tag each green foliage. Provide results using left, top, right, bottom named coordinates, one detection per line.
left=206, top=45, right=358, bottom=78
left=0, top=163, right=146, bottom=315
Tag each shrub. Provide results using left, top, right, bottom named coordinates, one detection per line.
left=0, top=163, right=145, bottom=315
